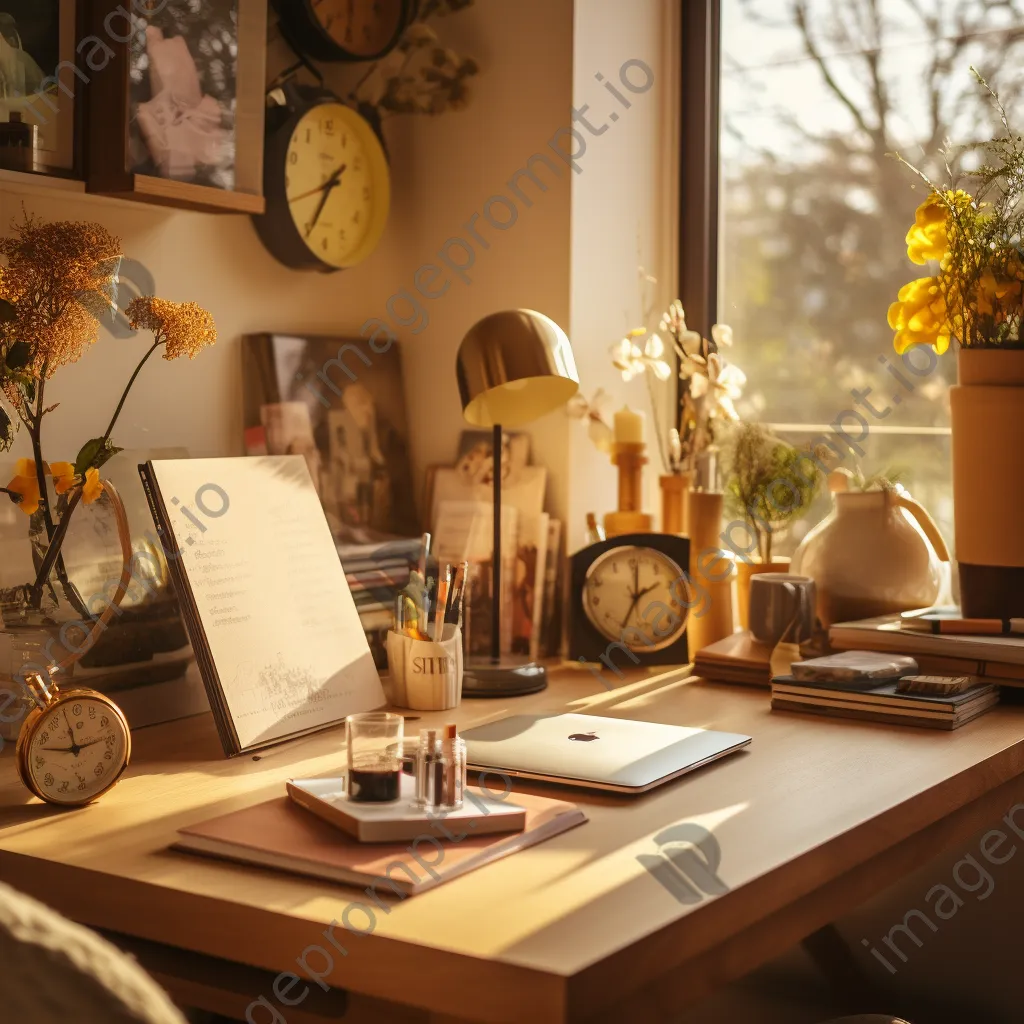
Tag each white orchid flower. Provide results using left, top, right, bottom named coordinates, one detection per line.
left=610, top=328, right=671, bottom=382
left=690, top=353, right=746, bottom=421
left=711, top=323, right=734, bottom=348
left=566, top=388, right=615, bottom=453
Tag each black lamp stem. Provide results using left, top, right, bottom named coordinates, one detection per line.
left=491, top=422, right=502, bottom=663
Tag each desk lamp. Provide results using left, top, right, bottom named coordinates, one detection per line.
left=455, top=309, right=579, bottom=696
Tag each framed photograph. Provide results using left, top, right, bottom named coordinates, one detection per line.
left=128, top=0, right=237, bottom=190
left=242, top=333, right=421, bottom=546
left=86, top=0, right=266, bottom=213
left=0, top=1, right=80, bottom=175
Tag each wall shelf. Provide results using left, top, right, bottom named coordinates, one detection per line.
left=86, top=175, right=265, bottom=216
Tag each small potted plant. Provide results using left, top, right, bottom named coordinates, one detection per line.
left=723, top=423, right=825, bottom=628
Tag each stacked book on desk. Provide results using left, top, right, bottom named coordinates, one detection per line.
left=830, top=614, right=1024, bottom=689
left=693, top=632, right=774, bottom=686
left=338, top=537, right=422, bottom=668
left=174, top=788, right=585, bottom=894
left=771, top=675, right=1000, bottom=730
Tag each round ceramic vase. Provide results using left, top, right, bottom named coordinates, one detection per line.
left=791, top=490, right=946, bottom=627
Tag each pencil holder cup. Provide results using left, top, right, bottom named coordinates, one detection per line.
left=386, top=625, right=464, bottom=711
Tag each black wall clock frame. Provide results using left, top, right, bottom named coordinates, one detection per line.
left=272, top=0, right=419, bottom=63
left=568, top=532, right=692, bottom=667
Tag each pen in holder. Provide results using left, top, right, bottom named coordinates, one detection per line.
left=386, top=624, right=464, bottom=711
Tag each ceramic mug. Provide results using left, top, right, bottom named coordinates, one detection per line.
left=748, top=573, right=816, bottom=645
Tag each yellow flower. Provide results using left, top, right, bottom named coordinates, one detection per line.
left=887, top=276, right=952, bottom=354
left=905, top=190, right=972, bottom=265
left=49, top=461, right=77, bottom=495
left=81, top=467, right=104, bottom=505
left=976, top=267, right=1022, bottom=319
left=6, top=458, right=42, bottom=515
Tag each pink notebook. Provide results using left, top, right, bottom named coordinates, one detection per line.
left=174, top=790, right=585, bottom=895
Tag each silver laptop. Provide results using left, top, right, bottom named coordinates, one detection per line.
left=462, top=713, right=751, bottom=794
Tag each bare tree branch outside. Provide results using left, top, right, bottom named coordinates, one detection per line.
left=720, top=0, right=1024, bottom=551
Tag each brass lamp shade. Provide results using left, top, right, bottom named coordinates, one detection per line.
left=456, top=309, right=579, bottom=428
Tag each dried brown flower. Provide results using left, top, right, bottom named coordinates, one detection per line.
left=126, top=296, right=217, bottom=360
left=0, top=214, right=122, bottom=376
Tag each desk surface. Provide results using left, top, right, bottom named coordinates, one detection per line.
left=1, top=668, right=1023, bottom=1024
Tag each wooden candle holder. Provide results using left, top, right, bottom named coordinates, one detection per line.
left=604, top=441, right=653, bottom=538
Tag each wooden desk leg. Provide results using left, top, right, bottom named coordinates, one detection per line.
left=800, top=923, right=880, bottom=1009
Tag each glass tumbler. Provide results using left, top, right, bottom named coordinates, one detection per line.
left=345, top=712, right=403, bottom=803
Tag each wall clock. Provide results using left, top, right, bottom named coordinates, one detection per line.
left=253, top=84, right=391, bottom=273
left=568, top=533, right=692, bottom=667
left=273, top=0, right=418, bottom=62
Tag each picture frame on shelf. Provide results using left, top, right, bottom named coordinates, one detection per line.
left=85, top=0, right=267, bottom=213
left=0, top=1, right=83, bottom=177
left=241, top=333, right=420, bottom=546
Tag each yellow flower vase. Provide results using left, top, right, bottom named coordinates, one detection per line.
left=951, top=348, right=1024, bottom=616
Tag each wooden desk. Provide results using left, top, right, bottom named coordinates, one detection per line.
left=1, top=668, right=1024, bottom=1024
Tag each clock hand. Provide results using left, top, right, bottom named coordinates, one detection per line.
left=62, top=709, right=81, bottom=758
left=287, top=163, right=348, bottom=205
left=41, top=745, right=74, bottom=753
left=305, top=164, right=348, bottom=237
left=75, top=738, right=106, bottom=750
left=620, top=592, right=641, bottom=629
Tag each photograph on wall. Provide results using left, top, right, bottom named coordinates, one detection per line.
left=129, top=0, right=238, bottom=189
left=0, top=1, right=75, bottom=172
left=242, top=334, right=420, bottom=545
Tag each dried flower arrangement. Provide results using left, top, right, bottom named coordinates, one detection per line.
left=349, top=0, right=480, bottom=120
left=0, top=214, right=216, bottom=624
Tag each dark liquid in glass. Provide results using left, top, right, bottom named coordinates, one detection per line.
left=348, top=768, right=400, bottom=803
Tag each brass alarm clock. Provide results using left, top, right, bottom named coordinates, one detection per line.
left=15, top=673, right=131, bottom=807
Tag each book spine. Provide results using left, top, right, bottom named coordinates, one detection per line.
left=138, top=463, right=241, bottom=756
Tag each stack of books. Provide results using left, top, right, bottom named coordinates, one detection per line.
left=693, top=631, right=774, bottom=686
left=338, top=537, right=422, bottom=668
left=829, top=614, right=1024, bottom=688
left=771, top=675, right=1000, bottom=729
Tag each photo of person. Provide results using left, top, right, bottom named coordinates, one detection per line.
left=455, top=430, right=530, bottom=486
left=242, top=334, right=419, bottom=544
left=129, top=0, right=238, bottom=189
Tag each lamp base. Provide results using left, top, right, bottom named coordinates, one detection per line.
left=461, top=657, right=548, bottom=698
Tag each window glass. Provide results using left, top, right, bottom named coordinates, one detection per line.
left=719, top=0, right=1024, bottom=549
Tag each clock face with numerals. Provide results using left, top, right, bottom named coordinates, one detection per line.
left=274, top=0, right=414, bottom=63
left=583, top=545, right=690, bottom=652
left=18, top=692, right=131, bottom=807
left=310, top=0, right=408, bottom=58
left=282, top=101, right=390, bottom=271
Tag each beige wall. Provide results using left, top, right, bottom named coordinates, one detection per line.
left=567, top=0, right=679, bottom=551
left=1, top=0, right=679, bottom=550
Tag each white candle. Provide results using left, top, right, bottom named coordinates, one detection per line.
left=614, top=405, right=645, bottom=445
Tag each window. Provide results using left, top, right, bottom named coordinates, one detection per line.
left=697, top=0, right=1024, bottom=553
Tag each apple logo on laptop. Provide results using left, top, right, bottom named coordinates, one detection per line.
left=568, top=731, right=599, bottom=742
